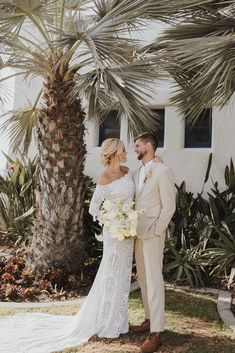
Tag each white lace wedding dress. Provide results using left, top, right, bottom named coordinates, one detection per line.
left=0, top=171, right=135, bottom=353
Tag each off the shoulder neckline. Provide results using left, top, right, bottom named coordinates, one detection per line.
left=97, top=170, right=130, bottom=187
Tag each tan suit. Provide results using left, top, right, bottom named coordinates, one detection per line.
left=133, top=162, right=176, bottom=332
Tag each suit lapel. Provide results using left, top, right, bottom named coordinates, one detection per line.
left=138, top=163, right=158, bottom=197
left=136, top=165, right=149, bottom=197
left=134, top=168, right=140, bottom=195
left=135, top=162, right=159, bottom=198
left=138, top=175, right=146, bottom=196
left=138, top=169, right=151, bottom=196
left=133, top=167, right=140, bottom=198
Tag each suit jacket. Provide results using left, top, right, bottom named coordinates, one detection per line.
left=133, top=162, right=176, bottom=240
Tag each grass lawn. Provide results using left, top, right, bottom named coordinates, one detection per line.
left=0, top=289, right=234, bottom=353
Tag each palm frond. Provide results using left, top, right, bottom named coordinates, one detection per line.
left=0, top=85, right=9, bottom=113
left=57, top=1, right=180, bottom=76
left=158, top=1, right=235, bottom=123
left=1, top=106, right=39, bottom=154
left=71, top=56, right=163, bottom=135
left=93, top=0, right=124, bottom=20
left=163, top=14, right=235, bottom=40
left=1, top=0, right=214, bottom=141
left=0, top=0, right=53, bottom=37
left=2, top=34, right=53, bottom=78
left=92, top=0, right=214, bottom=23
left=0, top=59, right=14, bottom=113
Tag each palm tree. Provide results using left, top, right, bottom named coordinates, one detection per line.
left=0, top=0, right=191, bottom=274
left=0, top=57, right=11, bottom=113
left=158, top=0, right=235, bottom=124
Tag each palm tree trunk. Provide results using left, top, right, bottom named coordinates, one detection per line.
left=27, top=75, right=87, bottom=274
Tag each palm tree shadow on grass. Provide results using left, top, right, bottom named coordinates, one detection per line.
left=89, top=330, right=235, bottom=353
left=130, top=289, right=221, bottom=323
left=124, top=289, right=235, bottom=352
left=164, top=330, right=235, bottom=353
left=165, top=289, right=221, bottom=323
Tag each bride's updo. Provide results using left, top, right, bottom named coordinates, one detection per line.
left=101, top=138, right=125, bottom=166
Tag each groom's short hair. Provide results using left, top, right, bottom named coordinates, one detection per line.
left=134, top=132, right=158, bottom=151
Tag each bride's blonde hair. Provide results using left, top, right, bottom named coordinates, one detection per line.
left=101, top=138, right=125, bottom=166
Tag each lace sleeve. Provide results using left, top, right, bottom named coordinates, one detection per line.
left=89, top=185, right=108, bottom=221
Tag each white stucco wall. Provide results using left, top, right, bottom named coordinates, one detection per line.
left=85, top=20, right=235, bottom=196
left=85, top=94, right=235, bottom=196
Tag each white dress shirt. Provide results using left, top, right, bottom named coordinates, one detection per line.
left=138, top=160, right=153, bottom=191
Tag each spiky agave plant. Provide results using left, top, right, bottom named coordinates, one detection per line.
left=0, top=0, right=191, bottom=273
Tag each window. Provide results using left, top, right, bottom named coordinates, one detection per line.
left=184, top=109, right=212, bottom=148
left=98, top=110, right=120, bottom=146
left=151, top=109, right=165, bottom=148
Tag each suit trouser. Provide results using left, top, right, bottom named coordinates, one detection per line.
left=135, top=234, right=165, bottom=332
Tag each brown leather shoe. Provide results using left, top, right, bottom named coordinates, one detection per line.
left=140, top=333, right=162, bottom=353
left=130, top=319, right=150, bottom=333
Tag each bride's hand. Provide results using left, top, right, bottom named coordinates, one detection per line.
left=153, top=155, right=164, bottom=164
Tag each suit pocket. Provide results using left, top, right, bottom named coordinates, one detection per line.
left=137, top=216, right=156, bottom=239
left=143, top=206, right=161, bottom=218
left=153, top=221, right=166, bottom=238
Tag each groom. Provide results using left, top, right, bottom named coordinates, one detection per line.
left=131, top=133, right=176, bottom=353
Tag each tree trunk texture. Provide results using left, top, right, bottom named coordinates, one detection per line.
left=27, top=75, right=87, bottom=274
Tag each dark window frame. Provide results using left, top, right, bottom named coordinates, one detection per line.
left=150, top=108, right=165, bottom=148
left=98, top=110, right=120, bottom=146
left=184, top=108, right=212, bottom=148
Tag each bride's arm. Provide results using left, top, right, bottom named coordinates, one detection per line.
left=89, top=184, right=107, bottom=221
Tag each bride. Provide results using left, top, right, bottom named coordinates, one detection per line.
left=0, top=138, right=135, bottom=353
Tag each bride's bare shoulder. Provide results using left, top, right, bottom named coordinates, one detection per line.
left=120, top=165, right=129, bottom=174
left=97, top=166, right=129, bottom=186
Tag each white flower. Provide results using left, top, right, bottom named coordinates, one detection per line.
left=144, top=167, right=152, bottom=183
left=130, top=228, right=137, bottom=237
left=129, top=211, right=138, bottom=221
left=99, top=194, right=143, bottom=241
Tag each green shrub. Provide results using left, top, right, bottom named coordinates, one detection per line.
left=164, top=240, right=206, bottom=287
left=0, top=154, right=37, bottom=246
left=205, top=224, right=235, bottom=277
left=164, top=181, right=209, bottom=287
left=165, top=157, right=235, bottom=287
left=203, top=160, right=235, bottom=278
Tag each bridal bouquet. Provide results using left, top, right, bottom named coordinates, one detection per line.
left=99, top=193, right=142, bottom=241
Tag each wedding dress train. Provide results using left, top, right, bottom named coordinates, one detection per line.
left=0, top=171, right=135, bottom=353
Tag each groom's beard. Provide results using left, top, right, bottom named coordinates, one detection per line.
left=137, top=150, right=147, bottom=160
